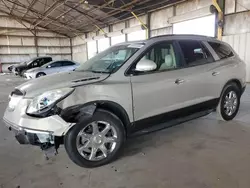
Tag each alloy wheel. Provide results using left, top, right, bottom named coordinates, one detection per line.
left=223, top=90, right=238, bottom=116
left=76, top=121, right=118, bottom=161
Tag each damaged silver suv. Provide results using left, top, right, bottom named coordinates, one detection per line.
left=3, top=35, right=246, bottom=168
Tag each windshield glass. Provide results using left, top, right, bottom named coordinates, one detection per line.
left=76, top=43, right=143, bottom=73
left=21, top=62, right=27, bottom=65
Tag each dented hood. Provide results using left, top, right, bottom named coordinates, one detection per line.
left=17, top=71, right=109, bottom=98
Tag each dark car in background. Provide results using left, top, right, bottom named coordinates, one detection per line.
left=12, top=56, right=52, bottom=76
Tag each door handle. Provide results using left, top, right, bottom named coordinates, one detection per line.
left=212, top=71, right=220, bottom=76
left=175, top=79, right=185, bottom=85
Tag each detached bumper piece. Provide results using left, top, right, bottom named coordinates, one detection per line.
left=7, top=124, right=60, bottom=160
left=8, top=126, right=54, bottom=146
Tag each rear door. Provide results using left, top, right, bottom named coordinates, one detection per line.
left=205, top=41, right=237, bottom=97
left=176, top=40, right=219, bottom=105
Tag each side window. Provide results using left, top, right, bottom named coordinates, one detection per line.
left=135, top=42, right=179, bottom=72
left=62, top=61, right=75, bottom=66
left=208, top=42, right=234, bottom=59
left=48, top=62, right=62, bottom=68
left=29, top=59, right=39, bottom=68
left=179, top=40, right=214, bottom=67
left=38, top=59, right=45, bottom=66
left=46, top=58, right=52, bottom=63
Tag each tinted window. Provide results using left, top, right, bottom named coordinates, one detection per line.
left=62, top=61, right=75, bottom=66
left=38, top=58, right=45, bottom=66
left=44, top=57, right=52, bottom=64
left=179, top=40, right=214, bottom=66
left=208, top=42, right=234, bottom=59
left=29, top=59, right=40, bottom=68
left=49, top=62, right=62, bottom=68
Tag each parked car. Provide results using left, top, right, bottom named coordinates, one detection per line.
left=23, top=60, right=80, bottom=79
left=3, top=35, right=246, bottom=168
left=13, top=56, right=52, bottom=76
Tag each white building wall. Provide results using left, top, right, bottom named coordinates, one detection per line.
left=0, top=14, right=71, bottom=65
left=71, top=0, right=215, bottom=62
left=223, top=2, right=250, bottom=82
left=72, top=44, right=88, bottom=63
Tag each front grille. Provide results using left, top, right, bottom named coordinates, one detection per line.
left=11, top=89, right=25, bottom=96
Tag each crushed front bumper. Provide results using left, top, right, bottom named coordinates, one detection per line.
left=3, top=117, right=54, bottom=146
left=3, top=97, right=72, bottom=136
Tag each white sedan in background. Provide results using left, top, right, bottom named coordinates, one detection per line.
left=24, top=60, right=80, bottom=79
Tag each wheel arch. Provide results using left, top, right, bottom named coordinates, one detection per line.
left=225, top=79, right=242, bottom=90
left=36, top=72, right=46, bottom=78
left=60, top=100, right=131, bottom=134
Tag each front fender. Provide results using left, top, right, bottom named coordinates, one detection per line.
left=60, top=103, right=97, bottom=123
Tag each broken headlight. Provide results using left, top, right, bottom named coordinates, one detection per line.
left=26, top=88, right=74, bottom=116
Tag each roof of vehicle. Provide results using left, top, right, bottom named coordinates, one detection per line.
left=41, top=59, right=78, bottom=67
left=112, top=35, right=228, bottom=50
left=115, top=35, right=220, bottom=46
left=36, top=56, right=52, bottom=59
left=148, top=34, right=229, bottom=46
left=29, top=56, right=52, bottom=61
left=149, top=34, right=216, bottom=40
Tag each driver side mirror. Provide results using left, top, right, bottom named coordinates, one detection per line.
left=46, top=65, right=51, bottom=68
left=135, top=59, right=157, bottom=72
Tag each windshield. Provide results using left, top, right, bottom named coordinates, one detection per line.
left=76, top=44, right=143, bottom=73
left=21, top=61, right=27, bottom=65
left=26, top=57, right=40, bottom=65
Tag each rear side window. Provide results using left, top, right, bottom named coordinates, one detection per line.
left=208, top=42, right=234, bottom=59
left=49, top=62, right=62, bottom=68
left=44, top=58, right=52, bottom=64
left=29, top=59, right=40, bottom=68
left=178, top=40, right=214, bottom=66
left=62, top=61, right=75, bottom=66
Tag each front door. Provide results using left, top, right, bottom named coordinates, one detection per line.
left=130, top=41, right=193, bottom=128
left=46, top=61, right=63, bottom=75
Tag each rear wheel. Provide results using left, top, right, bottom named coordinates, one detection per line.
left=64, top=109, right=125, bottom=168
left=36, top=72, right=46, bottom=78
left=217, top=83, right=240, bottom=121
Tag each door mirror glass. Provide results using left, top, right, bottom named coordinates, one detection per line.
left=135, top=59, right=157, bottom=72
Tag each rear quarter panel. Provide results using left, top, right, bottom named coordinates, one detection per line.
left=211, top=56, right=246, bottom=97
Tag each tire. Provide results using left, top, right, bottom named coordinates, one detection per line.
left=64, top=109, right=126, bottom=168
left=217, top=83, right=241, bottom=121
left=36, top=72, right=46, bottom=78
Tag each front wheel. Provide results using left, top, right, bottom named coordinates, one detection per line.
left=64, top=109, right=126, bottom=168
left=217, top=83, right=241, bottom=121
